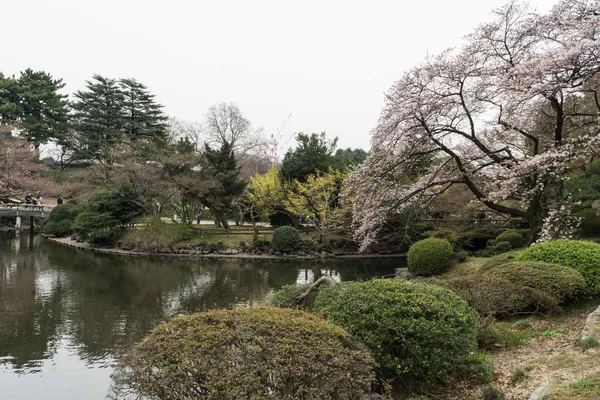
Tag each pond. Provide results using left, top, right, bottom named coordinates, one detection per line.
left=0, top=231, right=403, bottom=399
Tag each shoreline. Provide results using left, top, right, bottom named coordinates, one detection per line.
left=44, top=236, right=407, bottom=261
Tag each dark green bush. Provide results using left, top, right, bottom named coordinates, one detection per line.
left=495, top=231, right=524, bottom=248
left=485, top=261, right=586, bottom=302
left=110, top=307, right=375, bottom=400
left=430, top=229, right=459, bottom=246
left=441, top=276, right=560, bottom=317
left=479, top=251, right=521, bottom=272
left=314, top=279, right=478, bottom=380
left=494, top=241, right=512, bottom=254
left=482, top=386, right=506, bottom=400
left=578, top=209, right=600, bottom=236
left=272, top=226, right=301, bottom=252
left=42, top=202, right=83, bottom=237
left=73, top=211, right=123, bottom=246
left=253, top=239, right=265, bottom=248
left=516, top=240, right=600, bottom=295
left=407, top=238, right=453, bottom=276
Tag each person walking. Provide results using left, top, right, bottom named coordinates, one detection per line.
left=36, top=191, right=43, bottom=205
left=25, top=193, right=32, bottom=205
left=57, top=195, right=63, bottom=205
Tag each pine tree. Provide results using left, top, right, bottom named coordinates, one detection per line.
left=71, top=75, right=125, bottom=163
left=202, top=141, right=247, bottom=234
left=16, top=69, right=69, bottom=147
left=0, top=73, right=22, bottom=126
left=119, top=78, right=168, bottom=143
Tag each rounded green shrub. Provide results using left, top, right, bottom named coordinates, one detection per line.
left=485, top=261, right=586, bottom=302
left=314, top=279, right=478, bottom=380
left=272, top=226, right=301, bottom=252
left=111, top=307, right=374, bottom=400
left=495, top=231, right=524, bottom=248
left=407, top=238, right=453, bottom=276
left=441, top=276, right=559, bottom=317
left=516, top=240, right=600, bottom=295
left=479, top=251, right=521, bottom=272
left=456, top=352, right=495, bottom=385
left=42, top=202, right=83, bottom=237
left=494, top=241, right=512, bottom=254
left=482, top=386, right=506, bottom=400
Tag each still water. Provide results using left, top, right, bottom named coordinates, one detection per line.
left=0, top=231, right=402, bottom=399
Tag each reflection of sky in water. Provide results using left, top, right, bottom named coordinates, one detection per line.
left=0, top=232, right=400, bottom=400
left=1, top=339, right=113, bottom=400
left=296, top=269, right=342, bottom=284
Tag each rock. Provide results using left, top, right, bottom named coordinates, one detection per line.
left=529, top=382, right=551, bottom=400
left=395, top=268, right=412, bottom=280
left=581, top=304, right=600, bottom=342
left=319, top=251, right=327, bottom=258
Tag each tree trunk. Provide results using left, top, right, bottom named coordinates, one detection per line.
left=221, top=219, right=230, bottom=238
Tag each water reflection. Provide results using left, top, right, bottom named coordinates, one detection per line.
left=0, top=231, right=402, bottom=399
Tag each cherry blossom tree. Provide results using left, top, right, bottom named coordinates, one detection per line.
left=347, top=0, right=600, bottom=251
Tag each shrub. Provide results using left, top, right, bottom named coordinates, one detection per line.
left=456, top=353, right=495, bottom=385
left=581, top=337, right=600, bottom=351
left=314, top=279, right=477, bottom=380
left=516, top=240, right=600, bottom=295
left=456, top=250, right=469, bottom=262
left=239, top=241, right=247, bottom=248
left=407, top=238, right=453, bottom=276
left=73, top=211, right=123, bottom=246
left=42, top=201, right=83, bottom=237
left=479, top=251, right=521, bottom=272
left=482, top=386, right=506, bottom=400
left=484, top=261, right=586, bottom=302
left=494, top=241, right=512, bottom=254
left=110, top=307, right=374, bottom=400
left=441, top=276, right=560, bottom=317
left=268, top=283, right=312, bottom=309
left=578, top=208, right=600, bottom=236
left=510, top=367, right=531, bottom=385
left=495, top=231, right=524, bottom=248
left=272, top=226, right=301, bottom=252
left=253, top=239, right=265, bottom=248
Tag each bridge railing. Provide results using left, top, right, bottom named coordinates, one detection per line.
left=0, top=204, right=56, bottom=214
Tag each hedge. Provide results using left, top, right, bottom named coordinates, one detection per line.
left=516, top=240, right=600, bottom=295
left=494, top=241, right=512, bottom=254
left=272, top=226, right=301, bottom=252
left=484, top=261, right=586, bottom=302
left=407, top=238, right=454, bottom=276
left=495, top=231, right=524, bottom=248
left=314, top=279, right=477, bottom=380
left=111, top=307, right=374, bottom=400
left=441, top=276, right=560, bottom=317
left=479, top=251, right=521, bottom=272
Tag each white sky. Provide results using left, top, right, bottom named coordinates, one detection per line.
left=3, top=0, right=557, bottom=152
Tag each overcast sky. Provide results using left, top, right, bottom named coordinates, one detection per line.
left=3, top=0, right=558, bottom=152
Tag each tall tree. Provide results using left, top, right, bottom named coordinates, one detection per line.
left=119, top=78, right=168, bottom=143
left=0, top=73, right=21, bottom=125
left=201, top=141, right=247, bottom=235
left=0, top=69, right=69, bottom=148
left=280, top=132, right=338, bottom=182
left=347, top=0, right=600, bottom=251
left=71, top=75, right=125, bottom=164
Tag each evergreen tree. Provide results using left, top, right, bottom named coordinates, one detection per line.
left=71, top=75, right=125, bottom=163
left=0, top=73, right=21, bottom=125
left=16, top=69, right=69, bottom=147
left=119, top=78, right=168, bottom=143
left=280, top=132, right=338, bottom=182
left=202, top=141, right=247, bottom=234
